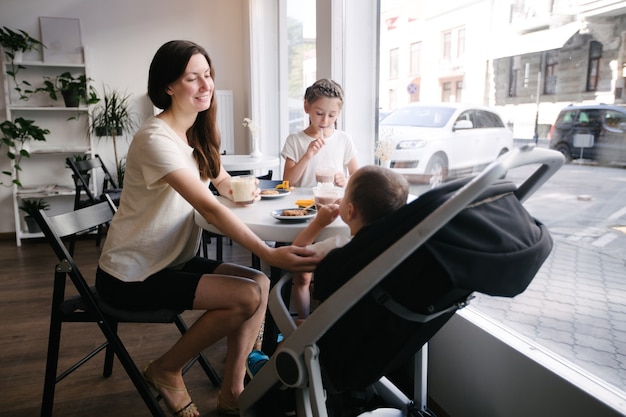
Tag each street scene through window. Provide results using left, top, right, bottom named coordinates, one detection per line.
left=379, top=0, right=626, bottom=402
left=286, top=0, right=625, bottom=406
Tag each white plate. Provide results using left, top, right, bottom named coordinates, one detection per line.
left=270, top=207, right=317, bottom=222
left=260, top=189, right=291, bottom=199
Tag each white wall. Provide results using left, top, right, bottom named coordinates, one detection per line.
left=0, top=0, right=249, bottom=234
left=428, top=311, right=625, bottom=417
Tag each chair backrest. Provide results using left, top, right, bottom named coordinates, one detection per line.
left=67, top=154, right=119, bottom=206
left=35, top=198, right=116, bottom=265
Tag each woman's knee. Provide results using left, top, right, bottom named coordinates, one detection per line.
left=216, top=263, right=269, bottom=295
left=238, top=280, right=264, bottom=317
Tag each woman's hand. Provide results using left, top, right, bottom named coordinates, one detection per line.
left=265, top=245, right=321, bottom=272
left=227, top=177, right=260, bottom=205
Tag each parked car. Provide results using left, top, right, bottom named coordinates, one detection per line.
left=548, top=104, right=626, bottom=164
left=381, top=103, right=513, bottom=187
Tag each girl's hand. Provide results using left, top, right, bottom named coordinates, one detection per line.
left=333, top=173, right=347, bottom=187
left=306, top=136, right=326, bottom=159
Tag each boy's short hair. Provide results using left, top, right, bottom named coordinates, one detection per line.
left=347, top=165, right=409, bottom=224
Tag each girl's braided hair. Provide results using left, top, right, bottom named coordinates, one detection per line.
left=304, top=79, right=344, bottom=108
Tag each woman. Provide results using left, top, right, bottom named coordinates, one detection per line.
left=95, top=40, right=319, bottom=417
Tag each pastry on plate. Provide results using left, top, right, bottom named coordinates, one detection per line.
left=281, top=209, right=307, bottom=216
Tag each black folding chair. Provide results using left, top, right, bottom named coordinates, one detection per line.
left=66, top=154, right=122, bottom=210
left=35, top=196, right=221, bottom=417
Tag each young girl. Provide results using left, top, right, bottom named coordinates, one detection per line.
left=281, top=79, right=359, bottom=187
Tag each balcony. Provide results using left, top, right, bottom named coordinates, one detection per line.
left=577, top=0, right=626, bottom=17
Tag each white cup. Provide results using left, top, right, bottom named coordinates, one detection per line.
left=312, top=185, right=343, bottom=208
left=231, top=175, right=256, bottom=204
left=315, top=167, right=335, bottom=185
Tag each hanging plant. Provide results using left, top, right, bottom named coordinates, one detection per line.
left=0, top=26, right=46, bottom=100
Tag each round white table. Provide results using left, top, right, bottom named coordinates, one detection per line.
left=220, top=154, right=280, bottom=172
left=195, top=187, right=350, bottom=243
left=195, top=187, right=350, bottom=354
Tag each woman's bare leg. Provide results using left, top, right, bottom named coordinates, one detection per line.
left=146, top=263, right=269, bottom=412
left=213, top=264, right=269, bottom=404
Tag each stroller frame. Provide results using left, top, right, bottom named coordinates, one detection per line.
left=240, top=146, right=565, bottom=417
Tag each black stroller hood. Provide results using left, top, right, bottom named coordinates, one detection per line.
left=312, top=177, right=553, bottom=392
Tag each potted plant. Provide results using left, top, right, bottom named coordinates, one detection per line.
left=116, top=156, right=126, bottom=188
left=90, top=86, right=137, bottom=180
left=0, top=26, right=45, bottom=100
left=0, top=117, right=49, bottom=187
left=35, top=71, right=99, bottom=107
left=18, top=198, right=50, bottom=233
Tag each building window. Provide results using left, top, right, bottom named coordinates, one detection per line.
left=441, top=77, right=463, bottom=102
left=442, top=31, right=451, bottom=61
left=410, top=41, right=422, bottom=75
left=442, top=81, right=452, bottom=102
left=457, top=28, right=465, bottom=58
left=544, top=50, right=558, bottom=95
left=586, top=41, right=602, bottom=91
left=390, top=47, right=399, bottom=79
left=509, top=56, right=520, bottom=97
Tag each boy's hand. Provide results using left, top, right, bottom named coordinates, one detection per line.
left=314, top=203, right=339, bottom=226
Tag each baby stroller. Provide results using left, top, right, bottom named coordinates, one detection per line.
left=239, top=146, right=565, bottom=417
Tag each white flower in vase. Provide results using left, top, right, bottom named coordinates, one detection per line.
left=243, top=117, right=262, bottom=158
left=375, top=139, right=393, bottom=168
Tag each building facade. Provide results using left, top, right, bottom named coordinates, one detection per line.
left=379, top=0, right=626, bottom=139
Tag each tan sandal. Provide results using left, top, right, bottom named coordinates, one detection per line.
left=216, top=391, right=240, bottom=415
left=142, top=362, right=199, bottom=417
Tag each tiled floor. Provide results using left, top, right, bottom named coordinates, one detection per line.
left=472, top=235, right=626, bottom=393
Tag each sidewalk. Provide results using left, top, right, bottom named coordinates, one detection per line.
left=471, top=234, right=626, bottom=392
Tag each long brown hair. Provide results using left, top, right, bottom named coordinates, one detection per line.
left=148, top=40, right=221, bottom=179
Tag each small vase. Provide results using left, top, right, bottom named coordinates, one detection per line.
left=250, top=136, right=262, bottom=158
left=380, top=159, right=391, bottom=168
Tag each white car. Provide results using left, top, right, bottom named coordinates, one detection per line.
left=381, top=103, right=513, bottom=187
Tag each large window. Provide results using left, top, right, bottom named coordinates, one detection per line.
left=377, top=0, right=625, bottom=412
left=286, top=0, right=316, bottom=134
left=277, top=1, right=624, bottom=413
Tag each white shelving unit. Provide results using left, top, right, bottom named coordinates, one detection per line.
left=2, top=51, right=95, bottom=246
